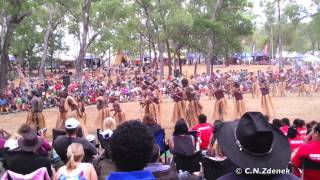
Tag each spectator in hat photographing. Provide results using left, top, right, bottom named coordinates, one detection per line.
left=217, top=112, right=299, bottom=180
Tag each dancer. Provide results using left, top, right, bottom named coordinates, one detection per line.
left=233, top=82, right=246, bottom=119
left=278, top=70, right=286, bottom=97
left=65, top=96, right=87, bottom=134
left=250, top=73, right=259, bottom=98
left=141, top=88, right=160, bottom=125
left=56, top=91, right=68, bottom=129
left=96, top=90, right=110, bottom=130
left=260, top=79, right=275, bottom=119
left=185, top=86, right=203, bottom=127
left=171, top=80, right=187, bottom=123
left=112, top=102, right=126, bottom=126
left=303, top=74, right=312, bottom=96
left=26, top=90, right=46, bottom=131
left=211, top=82, right=228, bottom=121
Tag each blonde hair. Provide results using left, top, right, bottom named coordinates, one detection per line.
left=103, top=117, right=116, bottom=131
left=66, top=143, right=84, bottom=171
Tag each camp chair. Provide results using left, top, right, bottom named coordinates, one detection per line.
left=301, top=158, right=320, bottom=180
left=201, top=156, right=237, bottom=180
left=154, top=129, right=168, bottom=163
left=96, top=129, right=111, bottom=150
left=173, top=151, right=202, bottom=174
left=188, top=130, right=198, bottom=144
left=52, top=128, right=66, bottom=142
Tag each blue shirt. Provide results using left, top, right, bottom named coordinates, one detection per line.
left=106, top=170, right=156, bottom=180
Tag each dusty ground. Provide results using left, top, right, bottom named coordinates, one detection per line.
left=2, top=65, right=320, bottom=139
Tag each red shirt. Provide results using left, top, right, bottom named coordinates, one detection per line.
left=192, top=123, right=213, bottom=150
left=297, top=127, right=307, bottom=137
left=280, top=125, right=289, bottom=135
left=289, top=136, right=304, bottom=152
left=292, top=141, right=320, bottom=180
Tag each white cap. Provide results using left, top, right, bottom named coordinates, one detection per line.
left=4, top=139, right=19, bottom=150
left=65, top=118, right=80, bottom=129
left=86, top=134, right=96, bottom=142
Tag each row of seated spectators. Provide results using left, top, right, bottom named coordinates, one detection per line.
left=0, top=112, right=320, bottom=180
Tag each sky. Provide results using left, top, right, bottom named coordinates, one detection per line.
left=61, top=0, right=317, bottom=58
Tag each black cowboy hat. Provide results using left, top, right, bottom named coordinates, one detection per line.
left=18, top=131, right=43, bottom=152
left=218, top=112, right=290, bottom=169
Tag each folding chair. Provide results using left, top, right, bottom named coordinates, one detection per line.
left=301, top=158, right=320, bottom=180
left=154, top=129, right=169, bottom=163
left=201, top=156, right=237, bottom=180
left=97, top=129, right=111, bottom=149
left=173, top=151, right=202, bottom=174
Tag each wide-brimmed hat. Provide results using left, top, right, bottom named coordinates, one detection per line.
left=218, top=112, right=290, bottom=169
left=18, top=131, right=43, bottom=152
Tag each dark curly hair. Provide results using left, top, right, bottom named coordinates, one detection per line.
left=110, top=120, right=154, bottom=171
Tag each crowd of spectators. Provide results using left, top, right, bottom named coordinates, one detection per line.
left=0, top=112, right=320, bottom=180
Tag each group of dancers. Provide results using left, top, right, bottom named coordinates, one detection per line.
left=23, top=65, right=320, bottom=132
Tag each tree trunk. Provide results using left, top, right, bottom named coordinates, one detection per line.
left=76, top=0, right=91, bottom=78
left=206, top=0, right=224, bottom=75
left=0, top=24, right=14, bottom=94
left=39, top=9, right=53, bottom=79
left=177, top=50, right=182, bottom=76
left=158, top=42, right=164, bottom=78
left=165, top=39, right=172, bottom=76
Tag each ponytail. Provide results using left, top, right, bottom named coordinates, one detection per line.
left=65, top=143, right=84, bottom=171
left=66, top=154, right=77, bottom=170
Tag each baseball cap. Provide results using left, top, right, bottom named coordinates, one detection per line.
left=65, top=118, right=80, bottom=129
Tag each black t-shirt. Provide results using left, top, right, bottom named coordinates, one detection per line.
left=7, top=151, right=52, bottom=177
left=53, top=136, right=97, bottom=164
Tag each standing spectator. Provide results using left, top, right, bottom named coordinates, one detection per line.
left=143, top=114, right=162, bottom=136
left=53, top=118, right=97, bottom=164
left=292, top=122, right=320, bottom=180
left=191, top=114, right=213, bottom=150
left=107, top=120, right=155, bottom=180
left=217, top=112, right=298, bottom=180
left=6, top=131, right=53, bottom=177
left=54, top=143, right=97, bottom=180
left=168, top=119, right=196, bottom=156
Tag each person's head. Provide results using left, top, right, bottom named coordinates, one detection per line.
left=293, top=119, right=305, bottom=128
left=103, top=117, right=116, bottom=131
left=18, top=131, right=43, bottom=153
left=272, top=119, right=282, bottom=128
left=110, top=120, right=154, bottom=171
left=306, top=120, right=317, bottom=134
left=311, top=123, right=320, bottom=141
left=218, top=112, right=291, bottom=170
left=66, top=143, right=84, bottom=171
left=287, top=126, right=298, bottom=139
left=143, top=114, right=157, bottom=126
left=173, top=119, right=189, bottom=136
left=17, top=124, right=32, bottom=135
left=281, top=118, right=290, bottom=126
left=198, top=114, right=207, bottom=124
left=65, top=118, right=80, bottom=136
left=149, top=144, right=160, bottom=163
